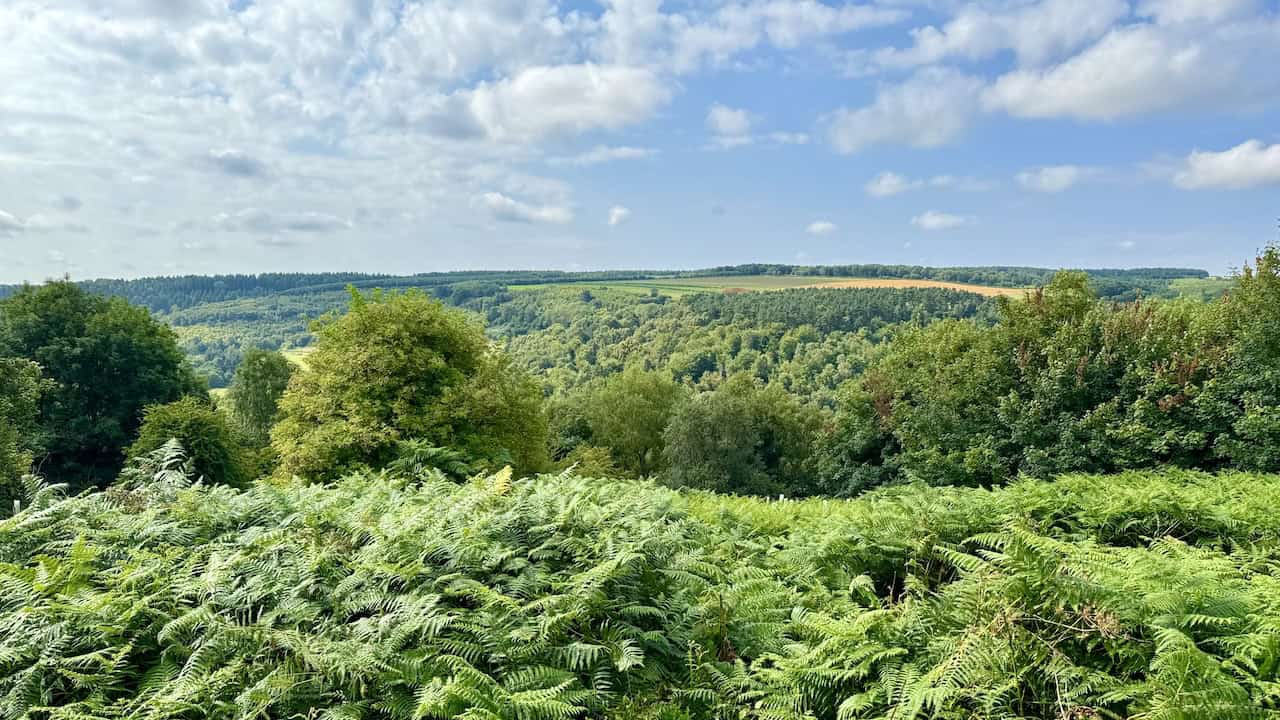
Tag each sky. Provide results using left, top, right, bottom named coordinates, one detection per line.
left=1, top=0, right=1279, bottom=283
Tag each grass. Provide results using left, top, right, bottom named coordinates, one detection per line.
left=510, top=275, right=1025, bottom=298
left=280, top=346, right=315, bottom=370
left=1170, top=276, right=1234, bottom=300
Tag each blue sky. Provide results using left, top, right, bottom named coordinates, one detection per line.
left=1, top=0, right=1279, bottom=282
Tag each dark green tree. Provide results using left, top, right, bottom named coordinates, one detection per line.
left=271, top=288, right=547, bottom=481
left=663, top=374, right=821, bottom=496
left=227, top=349, right=295, bottom=446
left=0, top=281, right=204, bottom=488
left=1208, top=246, right=1280, bottom=469
left=0, top=358, right=44, bottom=510
left=127, top=396, right=251, bottom=487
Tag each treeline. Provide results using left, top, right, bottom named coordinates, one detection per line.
left=0, top=270, right=656, bottom=313
left=679, top=263, right=1207, bottom=297
left=0, top=263, right=1207, bottom=314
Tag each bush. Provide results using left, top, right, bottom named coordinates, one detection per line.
left=127, top=396, right=251, bottom=487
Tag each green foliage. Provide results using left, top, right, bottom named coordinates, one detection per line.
left=226, top=348, right=294, bottom=446
left=0, top=281, right=204, bottom=489
left=2, top=467, right=1279, bottom=718
left=584, top=368, right=688, bottom=477
left=500, top=288, right=892, bottom=409
left=0, top=358, right=44, bottom=510
left=821, top=256, right=1280, bottom=491
left=663, top=375, right=822, bottom=496
left=271, top=288, right=547, bottom=481
left=127, top=397, right=251, bottom=487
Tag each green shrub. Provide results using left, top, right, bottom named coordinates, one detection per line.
left=127, top=396, right=251, bottom=487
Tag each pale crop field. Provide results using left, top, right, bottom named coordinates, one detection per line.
left=511, top=275, right=1025, bottom=297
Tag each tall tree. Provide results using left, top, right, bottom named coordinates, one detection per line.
left=271, top=288, right=547, bottom=481
left=227, top=348, right=295, bottom=446
left=585, top=368, right=686, bottom=477
left=663, top=374, right=821, bottom=496
left=0, top=281, right=203, bottom=488
left=0, top=358, right=44, bottom=509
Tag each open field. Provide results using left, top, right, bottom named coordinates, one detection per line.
left=1170, top=276, right=1234, bottom=300
left=511, top=274, right=1026, bottom=297
left=281, top=346, right=315, bottom=368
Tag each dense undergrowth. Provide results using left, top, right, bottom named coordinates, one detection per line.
left=2, top=452, right=1277, bottom=719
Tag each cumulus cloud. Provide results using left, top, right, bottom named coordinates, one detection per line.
left=1137, top=0, right=1262, bottom=25
left=706, top=103, right=753, bottom=147
left=866, top=172, right=992, bottom=197
left=875, top=0, right=1128, bottom=70
left=806, top=220, right=837, bottom=235
left=607, top=205, right=631, bottom=226
left=0, top=209, right=88, bottom=235
left=1173, top=140, right=1280, bottom=190
left=911, top=210, right=972, bottom=231
left=984, top=20, right=1280, bottom=120
left=208, top=208, right=351, bottom=234
left=598, top=0, right=908, bottom=73
left=480, top=192, right=573, bottom=224
left=434, top=64, right=673, bottom=143
left=707, top=104, right=752, bottom=136
left=1016, top=165, right=1095, bottom=193
left=828, top=68, right=985, bottom=154
left=865, top=172, right=919, bottom=197
left=550, top=145, right=656, bottom=166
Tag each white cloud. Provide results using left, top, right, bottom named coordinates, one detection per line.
left=602, top=0, right=908, bottom=73
left=929, top=175, right=993, bottom=192
left=984, top=20, right=1280, bottom=120
left=480, top=192, right=573, bottom=224
left=806, top=220, right=837, bottom=235
left=865, top=171, right=991, bottom=197
left=827, top=68, right=985, bottom=154
left=453, top=64, right=673, bottom=142
left=607, top=205, right=631, bottom=226
left=865, top=172, right=920, bottom=197
left=707, top=103, right=752, bottom=136
left=703, top=104, right=805, bottom=149
left=208, top=208, right=351, bottom=234
left=1137, top=0, right=1262, bottom=25
left=550, top=145, right=656, bottom=166
left=911, top=210, right=972, bottom=231
left=876, top=0, right=1128, bottom=70
left=1017, top=165, right=1094, bottom=193
left=768, top=131, right=809, bottom=145
left=1173, top=140, right=1280, bottom=190
left=0, top=209, right=88, bottom=235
